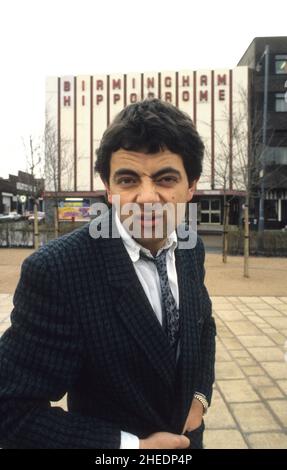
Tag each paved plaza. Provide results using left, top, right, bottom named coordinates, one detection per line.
left=0, top=249, right=287, bottom=448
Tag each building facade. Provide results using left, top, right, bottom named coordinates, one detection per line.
left=238, top=36, right=287, bottom=229
left=45, top=66, right=249, bottom=225
left=0, top=171, right=44, bottom=215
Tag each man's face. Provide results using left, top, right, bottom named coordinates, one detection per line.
left=104, top=148, right=197, bottom=250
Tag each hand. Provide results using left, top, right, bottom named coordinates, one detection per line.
left=182, top=397, right=204, bottom=434
left=139, top=432, right=190, bottom=449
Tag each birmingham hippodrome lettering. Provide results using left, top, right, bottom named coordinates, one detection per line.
left=62, top=74, right=228, bottom=107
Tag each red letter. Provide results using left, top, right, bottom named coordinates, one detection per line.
left=218, top=89, right=225, bottom=101
left=82, top=80, right=86, bottom=91
left=200, top=91, right=208, bottom=102
left=200, top=75, right=208, bottom=86
left=182, top=91, right=190, bottom=102
left=217, top=74, right=227, bottom=86
left=63, top=96, right=71, bottom=106
left=113, top=93, right=121, bottom=104
left=165, top=77, right=172, bottom=87
left=64, top=81, right=71, bottom=92
left=112, top=79, right=121, bottom=90
left=182, top=75, right=190, bottom=87
left=165, top=92, right=172, bottom=102
left=129, top=93, right=138, bottom=103
left=146, top=77, right=154, bottom=88
left=96, top=80, right=104, bottom=91
left=96, top=95, right=103, bottom=105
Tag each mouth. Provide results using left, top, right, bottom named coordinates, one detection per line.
left=134, top=214, right=163, bottom=227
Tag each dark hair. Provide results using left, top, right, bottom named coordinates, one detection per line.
left=95, top=98, right=204, bottom=185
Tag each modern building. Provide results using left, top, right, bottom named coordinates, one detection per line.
left=238, top=36, right=287, bottom=229
left=45, top=36, right=287, bottom=228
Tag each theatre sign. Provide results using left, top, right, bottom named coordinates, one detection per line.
left=45, top=66, right=249, bottom=195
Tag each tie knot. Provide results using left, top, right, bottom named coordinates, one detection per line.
left=139, top=248, right=168, bottom=270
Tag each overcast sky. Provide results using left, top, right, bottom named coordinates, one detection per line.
left=0, top=0, right=286, bottom=178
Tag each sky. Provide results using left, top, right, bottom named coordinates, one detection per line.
left=0, top=0, right=286, bottom=178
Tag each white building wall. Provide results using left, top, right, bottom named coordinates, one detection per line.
left=143, top=72, right=159, bottom=100
left=46, top=66, right=249, bottom=195
left=45, top=77, right=58, bottom=191
left=178, top=70, right=194, bottom=121
left=196, top=70, right=212, bottom=190
left=213, top=69, right=231, bottom=190
left=109, top=73, right=124, bottom=123
left=76, top=75, right=91, bottom=191
left=126, top=73, right=142, bottom=105
left=160, top=71, right=176, bottom=105
left=93, top=75, right=108, bottom=191
left=60, top=76, right=74, bottom=191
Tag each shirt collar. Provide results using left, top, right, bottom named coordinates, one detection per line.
left=114, top=209, right=178, bottom=263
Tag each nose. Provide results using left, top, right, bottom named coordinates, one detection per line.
left=135, top=178, right=161, bottom=205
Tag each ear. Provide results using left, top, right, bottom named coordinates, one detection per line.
left=187, top=179, right=198, bottom=202
left=103, top=181, right=112, bottom=205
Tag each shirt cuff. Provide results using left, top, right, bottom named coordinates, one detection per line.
left=120, top=431, right=140, bottom=449
left=194, top=391, right=208, bottom=401
left=194, top=391, right=209, bottom=414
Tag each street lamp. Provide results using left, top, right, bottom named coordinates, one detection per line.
left=256, top=45, right=270, bottom=240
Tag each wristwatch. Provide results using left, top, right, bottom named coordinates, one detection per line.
left=194, top=392, right=209, bottom=415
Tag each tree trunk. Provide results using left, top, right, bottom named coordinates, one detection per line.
left=33, top=201, right=39, bottom=250
left=222, top=199, right=230, bottom=263
left=244, top=202, right=249, bottom=278
left=54, top=204, right=59, bottom=239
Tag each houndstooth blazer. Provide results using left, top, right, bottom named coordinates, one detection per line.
left=0, top=208, right=216, bottom=449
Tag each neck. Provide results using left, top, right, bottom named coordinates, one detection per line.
left=136, top=238, right=167, bottom=257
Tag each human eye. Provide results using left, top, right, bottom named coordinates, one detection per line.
left=117, top=176, right=137, bottom=186
left=157, top=175, right=178, bottom=185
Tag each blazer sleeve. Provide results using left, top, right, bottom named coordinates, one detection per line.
left=194, top=238, right=216, bottom=405
left=0, top=250, right=121, bottom=449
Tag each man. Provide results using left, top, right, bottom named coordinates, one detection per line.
left=0, top=99, right=216, bottom=449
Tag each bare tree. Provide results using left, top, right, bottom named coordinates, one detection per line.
left=211, top=86, right=287, bottom=276
left=203, top=131, right=234, bottom=264
left=44, top=114, right=73, bottom=238
left=201, top=85, right=287, bottom=276
left=22, top=134, right=44, bottom=250
left=232, top=88, right=278, bottom=276
left=232, top=103, right=253, bottom=277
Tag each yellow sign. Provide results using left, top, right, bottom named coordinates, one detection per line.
left=58, top=206, right=90, bottom=221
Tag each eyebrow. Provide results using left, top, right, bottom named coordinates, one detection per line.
left=113, top=167, right=182, bottom=181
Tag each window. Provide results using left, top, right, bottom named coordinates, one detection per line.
left=201, top=200, right=209, bottom=211
left=275, top=93, right=287, bottom=112
left=211, top=199, right=220, bottom=211
left=275, top=54, right=287, bottom=74
left=200, top=198, right=221, bottom=224
left=265, top=200, right=278, bottom=221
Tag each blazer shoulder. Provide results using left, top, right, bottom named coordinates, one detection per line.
left=22, top=224, right=95, bottom=273
left=177, top=222, right=205, bottom=259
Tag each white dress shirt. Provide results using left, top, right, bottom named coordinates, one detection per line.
left=115, top=211, right=179, bottom=449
